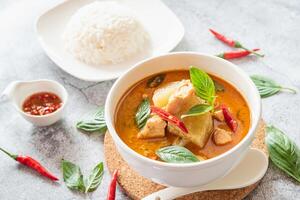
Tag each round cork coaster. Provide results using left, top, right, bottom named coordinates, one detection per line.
left=104, top=120, right=267, bottom=200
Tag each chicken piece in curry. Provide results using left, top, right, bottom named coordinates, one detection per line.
left=116, top=67, right=250, bottom=163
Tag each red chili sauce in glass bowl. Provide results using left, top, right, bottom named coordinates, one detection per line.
left=22, top=92, right=62, bottom=116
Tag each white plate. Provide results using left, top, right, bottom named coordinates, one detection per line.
left=36, top=0, right=184, bottom=81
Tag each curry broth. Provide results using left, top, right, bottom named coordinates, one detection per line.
left=115, top=70, right=250, bottom=160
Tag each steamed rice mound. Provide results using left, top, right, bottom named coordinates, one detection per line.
left=63, top=2, right=150, bottom=65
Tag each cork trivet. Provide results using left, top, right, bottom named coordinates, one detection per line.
left=104, top=120, right=267, bottom=200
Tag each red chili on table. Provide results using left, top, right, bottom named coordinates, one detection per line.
left=107, top=169, right=118, bottom=200
left=22, top=92, right=62, bottom=116
left=0, top=147, right=59, bottom=181
left=151, top=106, right=188, bottom=134
left=217, top=48, right=260, bottom=59
left=209, top=29, right=264, bottom=57
left=221, top=105, right=238, bottom=132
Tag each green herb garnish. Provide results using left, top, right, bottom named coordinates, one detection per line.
left=181, top=104, right=213, bottom=119
left=76, top=107, right=107, bottom=134
left=156, top=146, right=199, bottom=163
left=190, top=66, right=216, bottom=105
left=84, top=162, right=104, bottom=193
left=266, top=125, right=300, bottom=182
left=214, top=80, right=225, bottom=92
left=62, top=160, right=104, bottom=193
left=62, top=160, right=85, bottom=192
left=135, top=98, right=151, bottom=129
left=184, top=66, right=216, bottom=117
left=251, top=75, right=296, bottom=98
left=147, top=74, right=166, bottom=88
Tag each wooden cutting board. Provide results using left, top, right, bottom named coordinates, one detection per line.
left=104, top=120, right=267, bottom=200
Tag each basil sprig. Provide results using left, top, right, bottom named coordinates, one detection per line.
left=181, top=104, right=213, bottom=119
left=184, top=66, right=216, bottom=117
left=266, top=125, right=300, bottom=182
left=190, top=66, right=216, bottom=105
left=156, top=146, right=199, bottom=163
left=62, top=160, right=104, bottom=193
left=135, top=99, right=151, bottom=129
left=76, top=107, right=107, bottom=134
left=251, top=75, right=296, bottom=98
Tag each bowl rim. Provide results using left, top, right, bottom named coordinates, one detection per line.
left=105, top=51, right=261, bottom=168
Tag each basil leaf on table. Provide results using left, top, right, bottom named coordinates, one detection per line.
left=266, top=125, right=300, bottom=182
left=84, top=162, right=104, bottom=193
left=62, top=160, right=85, bottom=192
left=62, top=160, right=105, bottom=193
left=181, top=104, right=213, bottom=119
left=135, top=99, right=151, bottom=129
left=251, top=75, right=296, bottom=98
left=190, top=66, right=216, bottom=105
left=76, top=107, right=107, bottom=134
left=156, top=146, right=199, bottom=163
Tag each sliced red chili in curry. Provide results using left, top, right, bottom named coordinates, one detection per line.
left=151, top=106, right=188, bottom=134
left=221, top=105, right=238, bottom=132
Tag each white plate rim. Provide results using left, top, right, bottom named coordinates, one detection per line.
left=35, top=0, right=185, bottom=82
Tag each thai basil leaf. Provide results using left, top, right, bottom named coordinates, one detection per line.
left=62, top=160, right=105, bottom=193
left=190, top=66, right=215, bottom=105
left=76, top=107, right=107, bottom=134
left=266, top=125, right=300, bottom=183
left=251, top=75, right=296, bottom=98
left=62, top=160, right=85, bottom=192
left=156, top=146, right=199, bottom=163
left=84, top=162, right=104, bottom=193
left=147, top=74, right=166, bottom=88
left=181, top=104, right=213, bottom=119
left=135, top=99, right=151, bottom=129
left=214, top=80, right=225, bottom=92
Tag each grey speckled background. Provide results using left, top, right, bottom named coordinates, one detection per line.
left=0, top=0, right=300, bottom=199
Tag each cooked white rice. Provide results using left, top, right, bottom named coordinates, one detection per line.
left=63, top=1, right=150, bottom=65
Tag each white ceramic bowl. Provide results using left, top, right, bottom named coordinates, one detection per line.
left=105, top=52, right=261, bottom=187
left=2, top=79, right=68, bottom=126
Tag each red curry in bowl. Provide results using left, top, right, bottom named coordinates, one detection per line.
left=115, top=67, right=250, bottom=163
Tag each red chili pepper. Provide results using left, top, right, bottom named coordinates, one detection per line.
left=221, top=105, right=238, bottom=132
left=151, top=106, right=188, bottom=134
left=107, top=169, right=118, bottom=200
left=209, top=29, right=264, bottom=57
left=0, top=147, right=59, bottom=181
left=217, top=48, right=260, bottom=59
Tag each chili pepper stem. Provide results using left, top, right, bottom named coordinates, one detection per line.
left=0, top=147, right=17, bottom=160
left=240, top=46, right=264, bottom=57
left=216, top=53, right=225, bottom=59
left=281, top=87, right=297, bottom=94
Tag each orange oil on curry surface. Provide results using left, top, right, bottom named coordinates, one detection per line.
left=115, top=70, right=250, bottom=160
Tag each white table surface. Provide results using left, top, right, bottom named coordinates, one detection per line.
left=0, top=0, right=299, bottom=199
